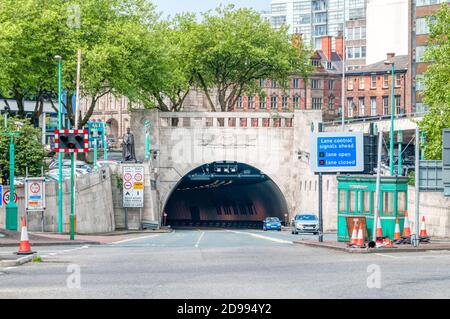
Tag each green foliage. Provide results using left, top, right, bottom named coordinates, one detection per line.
left=419, top=4, right=450, bottom=160
left=0, top=2, right=312, bottom=120
left=32, top=256, right=42, bottom=263
left=0, top=117, right=45, bottom=177
left=190, top=5, right=312, bottom=111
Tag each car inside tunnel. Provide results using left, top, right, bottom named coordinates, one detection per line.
left=163, top=161, right=289, bottom=229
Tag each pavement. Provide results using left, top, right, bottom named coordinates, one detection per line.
left=293, top=239, right=450, bottom=253
left=2, top=228, right=450, bottom=298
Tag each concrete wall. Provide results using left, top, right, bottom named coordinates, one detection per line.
left=407, top=186, right=450, bottom=238
left=0, top=169, right=115, bottom=234
left=130, top=109, right=323, bottom=225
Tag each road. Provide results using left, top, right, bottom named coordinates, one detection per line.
left=1, top=228, right=450, bottom=298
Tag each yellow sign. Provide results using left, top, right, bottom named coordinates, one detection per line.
left=133, top=182, right=144, bottom=189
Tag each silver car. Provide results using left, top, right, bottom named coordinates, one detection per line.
left=291, top=214, right=319, bottom=235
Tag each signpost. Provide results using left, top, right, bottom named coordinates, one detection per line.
left=0, top=185, right=2, bottom=208
left=122, top=166, right=145, bottom=230
left=25, top=177, right=46, bottom=232
left=310, top=131, right=365, bottom=242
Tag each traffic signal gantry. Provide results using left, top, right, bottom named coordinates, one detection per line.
left=54, top=129, right=88, bottom=240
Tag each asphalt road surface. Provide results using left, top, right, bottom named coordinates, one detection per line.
left=1, top=229, right=450, bottom=298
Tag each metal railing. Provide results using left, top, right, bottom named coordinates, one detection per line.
left=323, top=112, right=427, bottom=127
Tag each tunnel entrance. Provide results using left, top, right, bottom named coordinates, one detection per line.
left=163, top=161, right=289, bottom=229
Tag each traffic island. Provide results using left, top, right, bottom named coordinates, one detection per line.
left=293, top=239, right=450, bottom=253
left=0, top=253, right=38, bottom=267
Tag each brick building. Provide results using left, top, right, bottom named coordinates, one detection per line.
left=408, top=0, right=449, bottom=113
left=233, top=35, right=343, bottom=122
left=345, top=53, right=409, bottom=118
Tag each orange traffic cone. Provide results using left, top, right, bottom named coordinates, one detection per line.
left=394, top=218, right=401, bottom=240
left=420, top=216, right=428, bottom=237
left=16, top=217, right=35, bottom=255
left=355, top=224, right=365, bottom=248
left=350, top=221, right=359, bottom=245
left=403, top=212, right=411, bottom=237
left=376, top=217, right=383, bottom=241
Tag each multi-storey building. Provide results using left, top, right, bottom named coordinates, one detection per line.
left=268, top=0, right=367, bottom=68
left=345, top=53, right=409, bottom=118
left=408, top=0, right=449, bottom=113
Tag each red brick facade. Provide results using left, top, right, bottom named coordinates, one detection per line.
left=345, top=54, right=409, bottom=118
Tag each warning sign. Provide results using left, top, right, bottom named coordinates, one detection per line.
left=25, top=178, right=45, bottom=211
left=2, top=190, right=18, bottom=205
left=122, top=166, right=144, bottom=208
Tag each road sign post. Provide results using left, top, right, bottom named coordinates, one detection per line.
left=25, top=177, right=46, bottom=232
left=122, top=166, right=145, bottom=230
left=310, top=131, right=365, bottom=243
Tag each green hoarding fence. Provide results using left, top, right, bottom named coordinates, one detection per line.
left=337, top=175, right=409, bottom=242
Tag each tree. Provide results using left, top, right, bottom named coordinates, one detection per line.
left=0, top=117, right=46, bottom=178
left=419, top=4, right=450, bottom=160
left=0, top=0, right=161, bottom=127
left=190, top=5, right=312, bottom=112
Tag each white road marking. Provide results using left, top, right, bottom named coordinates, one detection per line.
left=195, top=232, right=205, bottom=248
left=226, top=230, right=292, bottom=244
left=111, top=235, right=161, bottom=245
left=374, top=253, right=399, bottom=259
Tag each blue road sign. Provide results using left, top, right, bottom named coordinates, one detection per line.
left=310, top=132, right=364, bottom=173
left=0, top=185, right=2, bottom=208
left=87, top=122, right=106, bottom=149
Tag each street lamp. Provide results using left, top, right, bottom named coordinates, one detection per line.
left=55, top=55, right=63, bottom=233
left=2, top=120, right=21, bottom=231
left=384, top=60, right=395, bottom=176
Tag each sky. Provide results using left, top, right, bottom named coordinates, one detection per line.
left=152, top=0, right=270, bottom=17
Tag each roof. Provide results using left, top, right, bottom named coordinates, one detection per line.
left=347, top=55, right=409, bottom=75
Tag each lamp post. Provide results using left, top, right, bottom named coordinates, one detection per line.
left=384, top=60, right=395, bottom=176
left=2, top=120, right=21, bottom=231
left=55, top=55, right=63, bottom=233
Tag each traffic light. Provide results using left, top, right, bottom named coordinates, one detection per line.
left=54, top=129, right=88, bottom=153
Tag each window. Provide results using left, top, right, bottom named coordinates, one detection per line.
left=312, top=98, right=322, bottom=110
left=361, top=46, right=366, bottom=58
left=248, top=96, right=254, bottom=109
left=282, top=96, right=289, bottom=109
left=347, top=47, right=353, bottom=59
left=417, top=0, right=448, bottom=7
left=259, top=97, right=266, bottom=110
left=271, top=15, right=287, bottom=28
left=270, top=96, right=277, bottom=109
left=370, top=97, right=377, bottom=116
left=347, top=98, right=354, bottom=117
left=416, top=46, right=427, bottom=63
left=271, top=3, right=287, bottom=14
left=293, top=78, right=300, bottom=89
left=328, top=80, right=334, bottom=90
left=383, top=96, right=389, bottom=115
left=311, top=59, right=321, bottom=67
left=371, top=75, right=377, bottom=89
left=236, top=96, right=243, bottom=109
left=328, top=97, right=334, bottom=110
left=311, top=79, right=321, bottom=89
left=354, top=47, right=361, bottom=59
left=383, top=75, right=389, bottom=88
left=395, top=74, right=402, bottom=87
left=259, top=79, right=265, bottom=87
left=293, top=96, right=300, bottom=109
left=359, top=97, right=365, bottom=116
left=359, top=77, right=365, bottom=90
left=271, top=80, right=277, bottom=88
left=395, top=95, right=402, bottom=114
left=347, top=78, right=353, bottom=90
